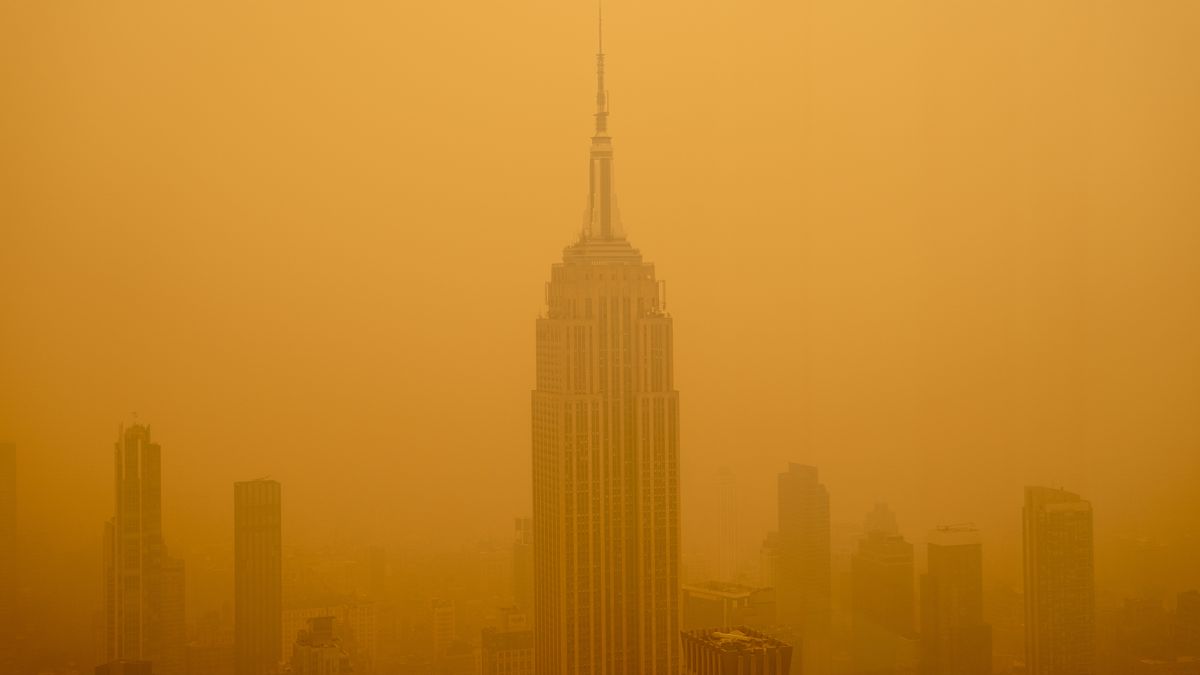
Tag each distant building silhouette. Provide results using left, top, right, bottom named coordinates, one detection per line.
left=531, top=27, right=681, bottom=675
left=1023, top=486, right=1095, bottom=675
left=481, top=607, right=533, bottom=675
left=760, top=531, right=780, bottom=589
left=682, top=582, right=775, bottom=632
left=282, top=601, right=376, bottom=673
left=511, top=518, right=533, bottom=614
left=235, top=479, right=282, bottom=675
left=102, top=424, right=186, bottom=675
left=290, top=616, right=350, bottom=675
left=1179, top=591, right=1200, bottom=657
left=776, top=463, right=832, bottom=674
left=186, top=608, right=235, bottom=675
left=919, top=526, right=991, bottom=675
left=863, top=503, right=899, bottom=537
left=853, top=527, right=914, bottom=635
left=368, top=546, right=387, bottom=601
left=160, top=556, right=187, bottom=675
left=851, top=526, right=917, bottom=674
left=681, top=627, right=793, bottom=675
left=0, top=442, right=15, bottom=674
left=431, top=598, right=455, bottom=663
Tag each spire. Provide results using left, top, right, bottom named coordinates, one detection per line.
left=584, top=1, right=621, bottom=241
left=594, top=1, right=608, bottom=136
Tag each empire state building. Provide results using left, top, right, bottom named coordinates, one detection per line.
left=531, top=34, right=681, bottom=675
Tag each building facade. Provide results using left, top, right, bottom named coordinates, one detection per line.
left=531, top=37, right=681, bottom=675
left=1023, top=486, right=1095, bottom=675
left=513, top=517, right=534, bottom=614
left=776, top=463, right=832, bottom=674
left=919, top=526, right=991, bottom=675
left=852, top=530, right=915, bottom=637
left=102, top=424, right=186, bottom=675
left=852, top=529, right=918, bottom=674
left=235, top=479, right=282, bottom=675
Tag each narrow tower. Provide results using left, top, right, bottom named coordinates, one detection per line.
left=532, top=18, right=681, bottom=675
left=235, top=479, right=282, bottom=675
left=776, top=463, right=832, bottom=675
left=102, top=424, right=186, bottom=675
left=1023, top=486, right=1095, bottom=675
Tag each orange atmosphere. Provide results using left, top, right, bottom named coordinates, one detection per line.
left=1, top=2, right=1198, bottom=674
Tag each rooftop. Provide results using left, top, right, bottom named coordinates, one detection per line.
left=683, top=581, right=768, bottom=598
left=684, top=627, right=789, bottom=653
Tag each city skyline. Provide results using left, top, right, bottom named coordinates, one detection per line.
left=3, top=2, right=1200, bottom=674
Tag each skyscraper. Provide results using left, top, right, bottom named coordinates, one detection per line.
left=103, top=424, right=186, bottom=675
left=531, top=28, right=681, bottom=675
left=919, top=526, right=991, bottom=675
left=851, top=528, right=917, bottom=674
left=0, top=442, right=16, bottom=674
left=235, top=479, right=282, bottom=675
left=776, top=463, right=832, bottom=675
left=852, top=530, right=915, bottom=637
left=1023, top=486, right=1095, bottom=675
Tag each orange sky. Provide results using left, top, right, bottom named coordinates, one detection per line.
left=2, top=0, right=1199, bottom=625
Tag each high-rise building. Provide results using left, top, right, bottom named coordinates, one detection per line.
left=235, top=479, right=282, bottom=675
left=102, top=424, right=186, bottom=675
left=0, top=442, right=16, bottom=674
left=531, top=29, right=680, bottom=675
left=919, top=526, right=991, bottom=675
left=777, top=463, right=832, bottom=674
left=852, top=530, right=915, bottom=637
left=512, top=518, right=534, bottom=614
left=1023, top=486, right=1095, bottom=675
left=851, top=528, right=917, bottom=674
left=681, top=628, right=793, bottom=675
